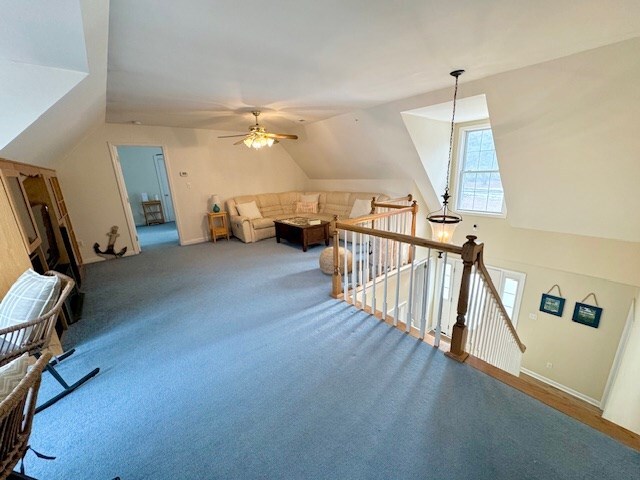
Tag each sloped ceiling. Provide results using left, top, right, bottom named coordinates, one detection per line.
left=281, top=38, right=640, bottom=243
left=1, top=1, right=639, bottom=244
left=105, top=0, right=640, bottom=133
left=0, top=0, right=88, bottom=150
left=0, top=0, right=108, bottom=166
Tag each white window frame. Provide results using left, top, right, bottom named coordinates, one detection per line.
left=455, top=123, right=506, bottom=217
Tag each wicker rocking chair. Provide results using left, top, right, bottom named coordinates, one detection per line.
left=0, top=353, right=51, bottom=480
left=0, top=271, right=99, bottom=413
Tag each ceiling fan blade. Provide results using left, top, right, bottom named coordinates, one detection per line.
left=218, top=134, right=249, bottom=138
left=233, top=138, right=247, bottom=145
left=264, top=133, right=298, bottom=140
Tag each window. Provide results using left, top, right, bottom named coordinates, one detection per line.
left=456, top=126, right=505, bottom=215
left=501, top=277, right=519, bottom=319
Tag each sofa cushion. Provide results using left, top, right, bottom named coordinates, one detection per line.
left=295, top=201, right=318, bottom=214
left=300, top=193, right=319, bottom=204
left=350, top=198, right=373, bottom=218
left=251, top=218, right=275, bottom=230
left=323, top=192, right=351, bottom=216
left=256, top=193, right=284, bottom=217
left=0, top=353, right=29, bottom=402
left=231, top=195, right=258, bottom=215
left=278, top=192, right=298, bottom=215
left=237, top=201, right=263, bottom=219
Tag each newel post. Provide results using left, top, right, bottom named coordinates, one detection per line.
left=445, top=235, right=482, bottom=363
left=331, top=215, right=342, bottom=298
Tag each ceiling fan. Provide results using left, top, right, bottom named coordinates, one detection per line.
left=218, top=111, right=298, bottom=149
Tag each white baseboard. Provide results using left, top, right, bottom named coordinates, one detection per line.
left=180, top=237, right=207, bottom=246
left=520, top=368, right=601, bottom=408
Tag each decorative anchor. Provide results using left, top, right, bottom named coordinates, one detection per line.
left=93, top=226, right=127, bottom=259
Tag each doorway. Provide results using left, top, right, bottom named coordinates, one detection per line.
left=114, top=145, right=179, bottom=249
left=440, top=259, right=526, bottom=337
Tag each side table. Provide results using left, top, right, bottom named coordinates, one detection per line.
left=207, top=211, right=230, bottom=243
left=142, top=200, right=165, bottom=225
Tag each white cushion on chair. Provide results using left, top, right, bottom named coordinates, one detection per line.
left=0, top=353, right=29, bottom=402
left=0, top=269, right=61, bottom=330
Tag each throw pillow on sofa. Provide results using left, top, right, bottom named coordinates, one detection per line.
left=300, top=193, right=319, bottom=204
left=350, top=198, right=373, bottom=218
left=295, top=201, right=318, bottom=214
left=236, top=201, right=263, bottom=219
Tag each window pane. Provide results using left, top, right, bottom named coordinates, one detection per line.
left=459, top=192, right=474, bottom=210
left=464, top=151, right=480, bottom=171
left=442, top=264, right=452, bottom=300
left=457, top=126, right=505, bottom=214
left=486, top=172, right=504, bottom=212
left=503, top=278, right=518, bottom=295
left=478, top=150, right=495, bottom=170
left=472, top=172, right=489, bottom=211
left=480, top=129, right=495, bottom=150
left=466, top=130, right=482, bottom=152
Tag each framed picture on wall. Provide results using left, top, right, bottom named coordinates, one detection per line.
left=572, top=303, right=602, bottom=328
left=539, top=293, right=565, bottom=317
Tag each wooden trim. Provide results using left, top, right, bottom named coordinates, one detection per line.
left=335, top=222, right=464, bottom=255
left=370, top=203, right=410, bottom=210
left=379, top=194, right=413, bottom=204
left=467, top=355, right=640, bottom=452
left=0, top=168, right=42, bottom=254
left=340, top=206, right=415, bottom=225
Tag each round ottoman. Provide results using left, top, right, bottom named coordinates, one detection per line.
left=319, top=247, right=353, bottom=275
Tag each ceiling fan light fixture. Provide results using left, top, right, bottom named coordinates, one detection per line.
left=218, top=110, right=298, bottom=148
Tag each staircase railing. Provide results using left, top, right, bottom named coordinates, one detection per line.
left=330, top=212, right=526, bottom=376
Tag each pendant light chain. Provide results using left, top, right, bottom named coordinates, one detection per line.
left=445, top=72, right=461, bottom=195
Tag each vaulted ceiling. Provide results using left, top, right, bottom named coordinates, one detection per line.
left=105, top=0, right=640, bottom=132
left=1, top=0, right=639, bottom=242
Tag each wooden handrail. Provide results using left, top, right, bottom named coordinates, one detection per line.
left=339, top=206, right=415, bottom=225
left=335, top=221, right=463, bottom=255
left=475, top=251, right=526, bottom=353
left=371, top=203, right=411, bottom=210
left=378, top=194, right=412, bottom=204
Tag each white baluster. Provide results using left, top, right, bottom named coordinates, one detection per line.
left=362, top=233, right=369, bottom=311
left=371, top=232, right=378, bottom=316
left=343, top=229, right=348, bottom=301
left=405, top=244, right=416, bottom=333
left=393, top=242, right=403, bottom=326
left=350, top=230, right=357, bottom=306
left=383, top=237, right=389, bottom=319
left=419, top=249, right=432, bottom=340
left=434, top=251, right=448, bottom=348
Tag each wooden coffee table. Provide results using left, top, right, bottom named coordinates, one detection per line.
left=274, top=218, right=330, bottom=252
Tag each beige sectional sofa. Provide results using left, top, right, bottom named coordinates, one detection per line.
left=226, top=191, right=387, bottom=243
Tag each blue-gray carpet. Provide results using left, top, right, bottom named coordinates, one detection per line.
left=28, top=239, right=639, bottom=479
left=137, top=221, right=179, bottom=247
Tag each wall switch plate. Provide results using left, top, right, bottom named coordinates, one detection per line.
left=546, top=362, right=553, bottom=369
left=529, top=313, right=537, bottom=320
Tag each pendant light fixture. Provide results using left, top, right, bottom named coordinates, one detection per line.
left=427, top=69, right=464, bottom=244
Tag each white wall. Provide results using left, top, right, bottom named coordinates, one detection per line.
left=54, top=122, right=308, bottom=262
left=603, top=296, right=640, bottom=434
left=118, top=146, right=164, bottom=226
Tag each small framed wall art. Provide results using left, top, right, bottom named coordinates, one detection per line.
left=539, top=284, right=565, bottom=317
left=572, top=293, right=602, bottom=329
